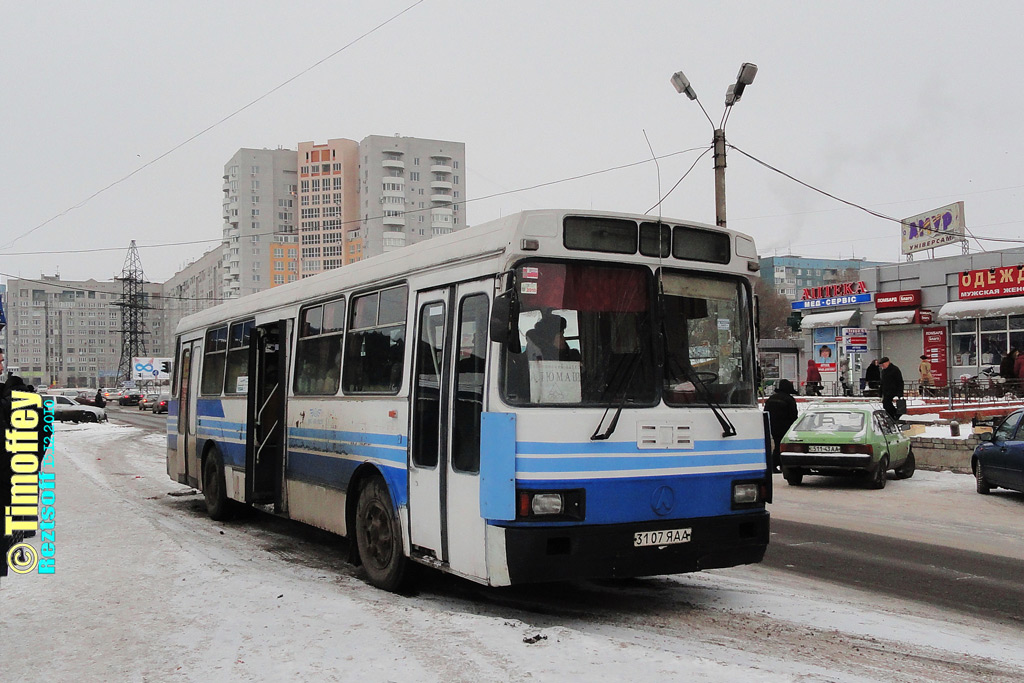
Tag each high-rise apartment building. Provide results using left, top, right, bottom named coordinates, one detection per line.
left=355, top=135, right=466, bottom=264
left=759, top=255, right=888, bottom=301
left=159, top=246, right=224, bottom=353
left=221, top=148, right=299, bottom=298
left=4, top=275, right=163, bottom=390
left=296, top=139, right=360, bottom=278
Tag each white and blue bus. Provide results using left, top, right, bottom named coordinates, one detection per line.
left=167, top=209, right=770, bottom=591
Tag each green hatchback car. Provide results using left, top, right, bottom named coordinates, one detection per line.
left=779, top=403, right=915, bottom=489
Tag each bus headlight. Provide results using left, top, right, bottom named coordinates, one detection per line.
left=732, top=481, right=762, bottom=506
left=515, top=489, right=585, bottom=520
left=531, top=493, right=563, bottom=515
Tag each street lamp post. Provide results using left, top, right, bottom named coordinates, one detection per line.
left=671, top=63, right=758, bottom=230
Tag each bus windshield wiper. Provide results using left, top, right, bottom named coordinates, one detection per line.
left=591, top=354, right=641, bottom=441
left=687, top=368, right=737, bottom=438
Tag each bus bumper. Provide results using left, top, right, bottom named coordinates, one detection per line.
left=500, top=510, right=769, bottom=584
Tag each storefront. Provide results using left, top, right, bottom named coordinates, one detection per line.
left=792, top=282, right=871, bottom=394
left=860, top=248, right=1024, bottom=388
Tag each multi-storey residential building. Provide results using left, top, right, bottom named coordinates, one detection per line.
left=158, top=247, right=224, bottom=353
left=759, top=255, right=888, bottom=301
left=296, top=139, right=360, bottom=278
left=354, top=134, right=467, bottom=265
left=221, top=148, right=298, bottom=298
left=4, top=275, right=163, bottom=390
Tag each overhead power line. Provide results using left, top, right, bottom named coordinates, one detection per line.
left=0, top=147, right=709, bottom=259
left=1, top=0, right=427, bottom=251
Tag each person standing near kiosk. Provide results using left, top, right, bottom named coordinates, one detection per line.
left=880, top=357, right=905, bottom=421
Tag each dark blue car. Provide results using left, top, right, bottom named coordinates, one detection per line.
left=973, top=409, right=1024, bottom=495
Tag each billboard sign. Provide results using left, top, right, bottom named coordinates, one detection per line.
left=901, top=201, right=965, bottom=255
left=842, top=327, right=869, bottom=354
left=791, top=293, right=872, bottom=310
left=875, top=290, right=921, bottom=309
left=923, top=327, right=947, bottom=387
left=958, top=265, right=1024, bottom=300
left=132, top=357, right=173, bottom=381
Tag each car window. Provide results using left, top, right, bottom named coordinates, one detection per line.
left=56, top=396, right=71, bottom=405
left=793, top=411, right=865, bottom=433
left=994, top=410, right=1024, bottom=442
left=874, top=411, right=898, bottom=435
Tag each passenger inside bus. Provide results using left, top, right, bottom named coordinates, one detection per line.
left=525, top=311, right=580, bottom=363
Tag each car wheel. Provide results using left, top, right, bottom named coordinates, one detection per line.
left=894, top=448, right=916, bottom=479
left=783, top=467, right=803, bottom=486
left=203, top=449, right=236, bottom=521
left=354, top=475, right=411, bottom=592
left=975, top=461, right=991, bottom=494
left=869, top=455, right=889, bottom=490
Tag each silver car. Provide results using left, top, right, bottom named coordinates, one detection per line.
left=46, top=395, right=108, bottom=423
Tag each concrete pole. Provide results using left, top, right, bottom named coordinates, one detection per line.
left=713, top=128, right=727, bottom=229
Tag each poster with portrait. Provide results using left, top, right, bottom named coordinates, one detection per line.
left=812, top=327, right=838, bottom=374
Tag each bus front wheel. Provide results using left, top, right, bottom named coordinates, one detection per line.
left=355, top=476, right=410, bottom=592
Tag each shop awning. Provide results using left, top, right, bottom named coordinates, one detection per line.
left=799, top=309, right=859, bottom=329
left=937, top=296, right=1024, bottom=320
left=872, top=309, right=918, bottom=326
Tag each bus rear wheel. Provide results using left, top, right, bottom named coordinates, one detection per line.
left=203, top=449, right=235, bottom=521
left=355, top=476, right=410, bottom=592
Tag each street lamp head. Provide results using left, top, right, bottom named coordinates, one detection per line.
left=726, top=63, right=758, bottom=106
left=736, top=62, right=758, bottom=86
left=670, top=71, right=697, bottom=100
left=725, top=83, right=738, bottom=107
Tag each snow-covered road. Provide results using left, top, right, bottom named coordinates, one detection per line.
left=2, top=422, right=1022, bottom=682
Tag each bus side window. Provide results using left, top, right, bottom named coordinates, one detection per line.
left=452, top=294, right=488, bottom=473
left=295, top=300, right=344, bottom=396
left=201, top=326, right=228, bottom=395
left=343, top=286, right=408, bottom=394
left=224, top=319, right=254, bottom=394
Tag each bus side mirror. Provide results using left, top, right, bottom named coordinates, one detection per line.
left=489, top=290, right=522, bottom=353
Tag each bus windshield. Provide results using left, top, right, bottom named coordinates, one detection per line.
left=499, top=261, right=755, bottom=407
left=501, top=261, right=657, bottom=406
left=660, top=270, right=755, bottom=406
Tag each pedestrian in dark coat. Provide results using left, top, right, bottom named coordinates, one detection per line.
left=879, top=356, right=905, bottom=421
left=864, top=359, right=881, bottom=395
left=1000, top=349, right=1017, bottom=379
left=764, top=379, right=799, bottom=472
left=94, top=389, right=106, bottom=408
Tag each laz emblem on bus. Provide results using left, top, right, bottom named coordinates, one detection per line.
left=634, top=528, right=692, bottom=547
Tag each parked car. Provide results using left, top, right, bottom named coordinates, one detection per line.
left=75, top=391, right=98, bottom=406
left=46, top=395, right=107, bottom=423
left=779, top=402, right=915, bottom=488
left=973, top=408, right=1024, bottom=495
left=151, top=393, right=171, bottom=415
left=139, top=393, right=161, bottom=410
left=119, top=391, right=144, bottom=406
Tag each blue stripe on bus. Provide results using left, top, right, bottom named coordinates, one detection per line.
left=287, top=427, right=406, bottom=463
left=515, top=452, right=763, bottom=474
left=286, top=448, right=407, bottom=506
left=516, top=437, right=765, bottom=455
left=289, top=426, right=407, bottom=449
left=196, top=398, right=225, bottom=418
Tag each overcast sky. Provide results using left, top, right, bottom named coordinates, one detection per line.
left=3, top=1, right=1023, bottom=284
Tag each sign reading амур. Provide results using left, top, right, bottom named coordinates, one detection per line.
left=790, top=281, right=872, bottom=310
left=901, top=201, right=965, bottom=255
left=958, top=265, right=1024, bottom=300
